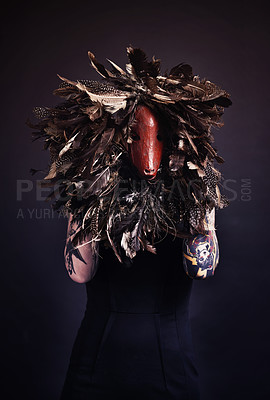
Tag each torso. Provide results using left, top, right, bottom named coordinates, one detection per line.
left=60, top=235, right=200, bottom=400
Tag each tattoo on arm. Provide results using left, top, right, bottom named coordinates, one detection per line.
left=182, top=208, right=219, bottom=279
left=64, top=217, right=86, bottom=276
left=64, top=216, right=99, bottom=279
left=64, top=238, right=87, bottom=276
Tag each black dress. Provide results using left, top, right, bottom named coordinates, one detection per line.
left=60, top=236, right=200, bottom=400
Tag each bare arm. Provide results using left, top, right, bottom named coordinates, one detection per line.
left=182, top=208, right=219, bottom=279
left=64, top=214, right=99, bottom=283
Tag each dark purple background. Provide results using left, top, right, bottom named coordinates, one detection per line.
left=2, top=1, right=269, bottom=399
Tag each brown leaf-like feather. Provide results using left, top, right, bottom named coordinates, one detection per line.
left=88, top=51, right=113, bottom=78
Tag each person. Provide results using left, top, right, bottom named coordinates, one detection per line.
left=59, top=105, right=220, bottom=400
left=29, top=46, right=230, bottom=400
left=60, top=211, right=218, bottom=400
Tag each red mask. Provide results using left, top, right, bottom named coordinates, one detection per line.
left=129, top=105, right=164, bottom=180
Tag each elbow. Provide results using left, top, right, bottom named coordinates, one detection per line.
left=64, top=258, right=94, bottom=284
left=194, top=258, right=219, bottom=280
left=68, top=272, right=92, bottom=284
left=65, top=263, right=93, bottom=284
left=183, top=250, right=219, bottom=280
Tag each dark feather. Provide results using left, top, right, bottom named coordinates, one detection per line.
left=88, top=51, right=112, bottom=78
left=29, top=46, right=231, bottom=261
left=169, top=63, right=193, bottom=80
left=127, top=47, right=160, bottom=82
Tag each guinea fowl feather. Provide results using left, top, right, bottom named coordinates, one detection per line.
left=29, top=46, right=231, bottom=261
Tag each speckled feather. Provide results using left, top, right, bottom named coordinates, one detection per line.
left=29, top=47, right=231, bottom=261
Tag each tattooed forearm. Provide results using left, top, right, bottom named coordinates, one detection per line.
left=64, top=214, right=99, bottom=283
left=64, top=217, right=84, bottom=276
left=182, top=208, right=219, bottom=279
left=64, top=237, right=87, bottom=276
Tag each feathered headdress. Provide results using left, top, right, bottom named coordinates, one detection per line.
left=29, top=47, right=231, bottom=261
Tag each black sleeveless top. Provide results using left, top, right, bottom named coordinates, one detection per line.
left=60, top=236, right=200, bottom=400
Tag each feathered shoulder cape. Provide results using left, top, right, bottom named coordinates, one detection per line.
left=29, top=47, right=231, bottom=261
